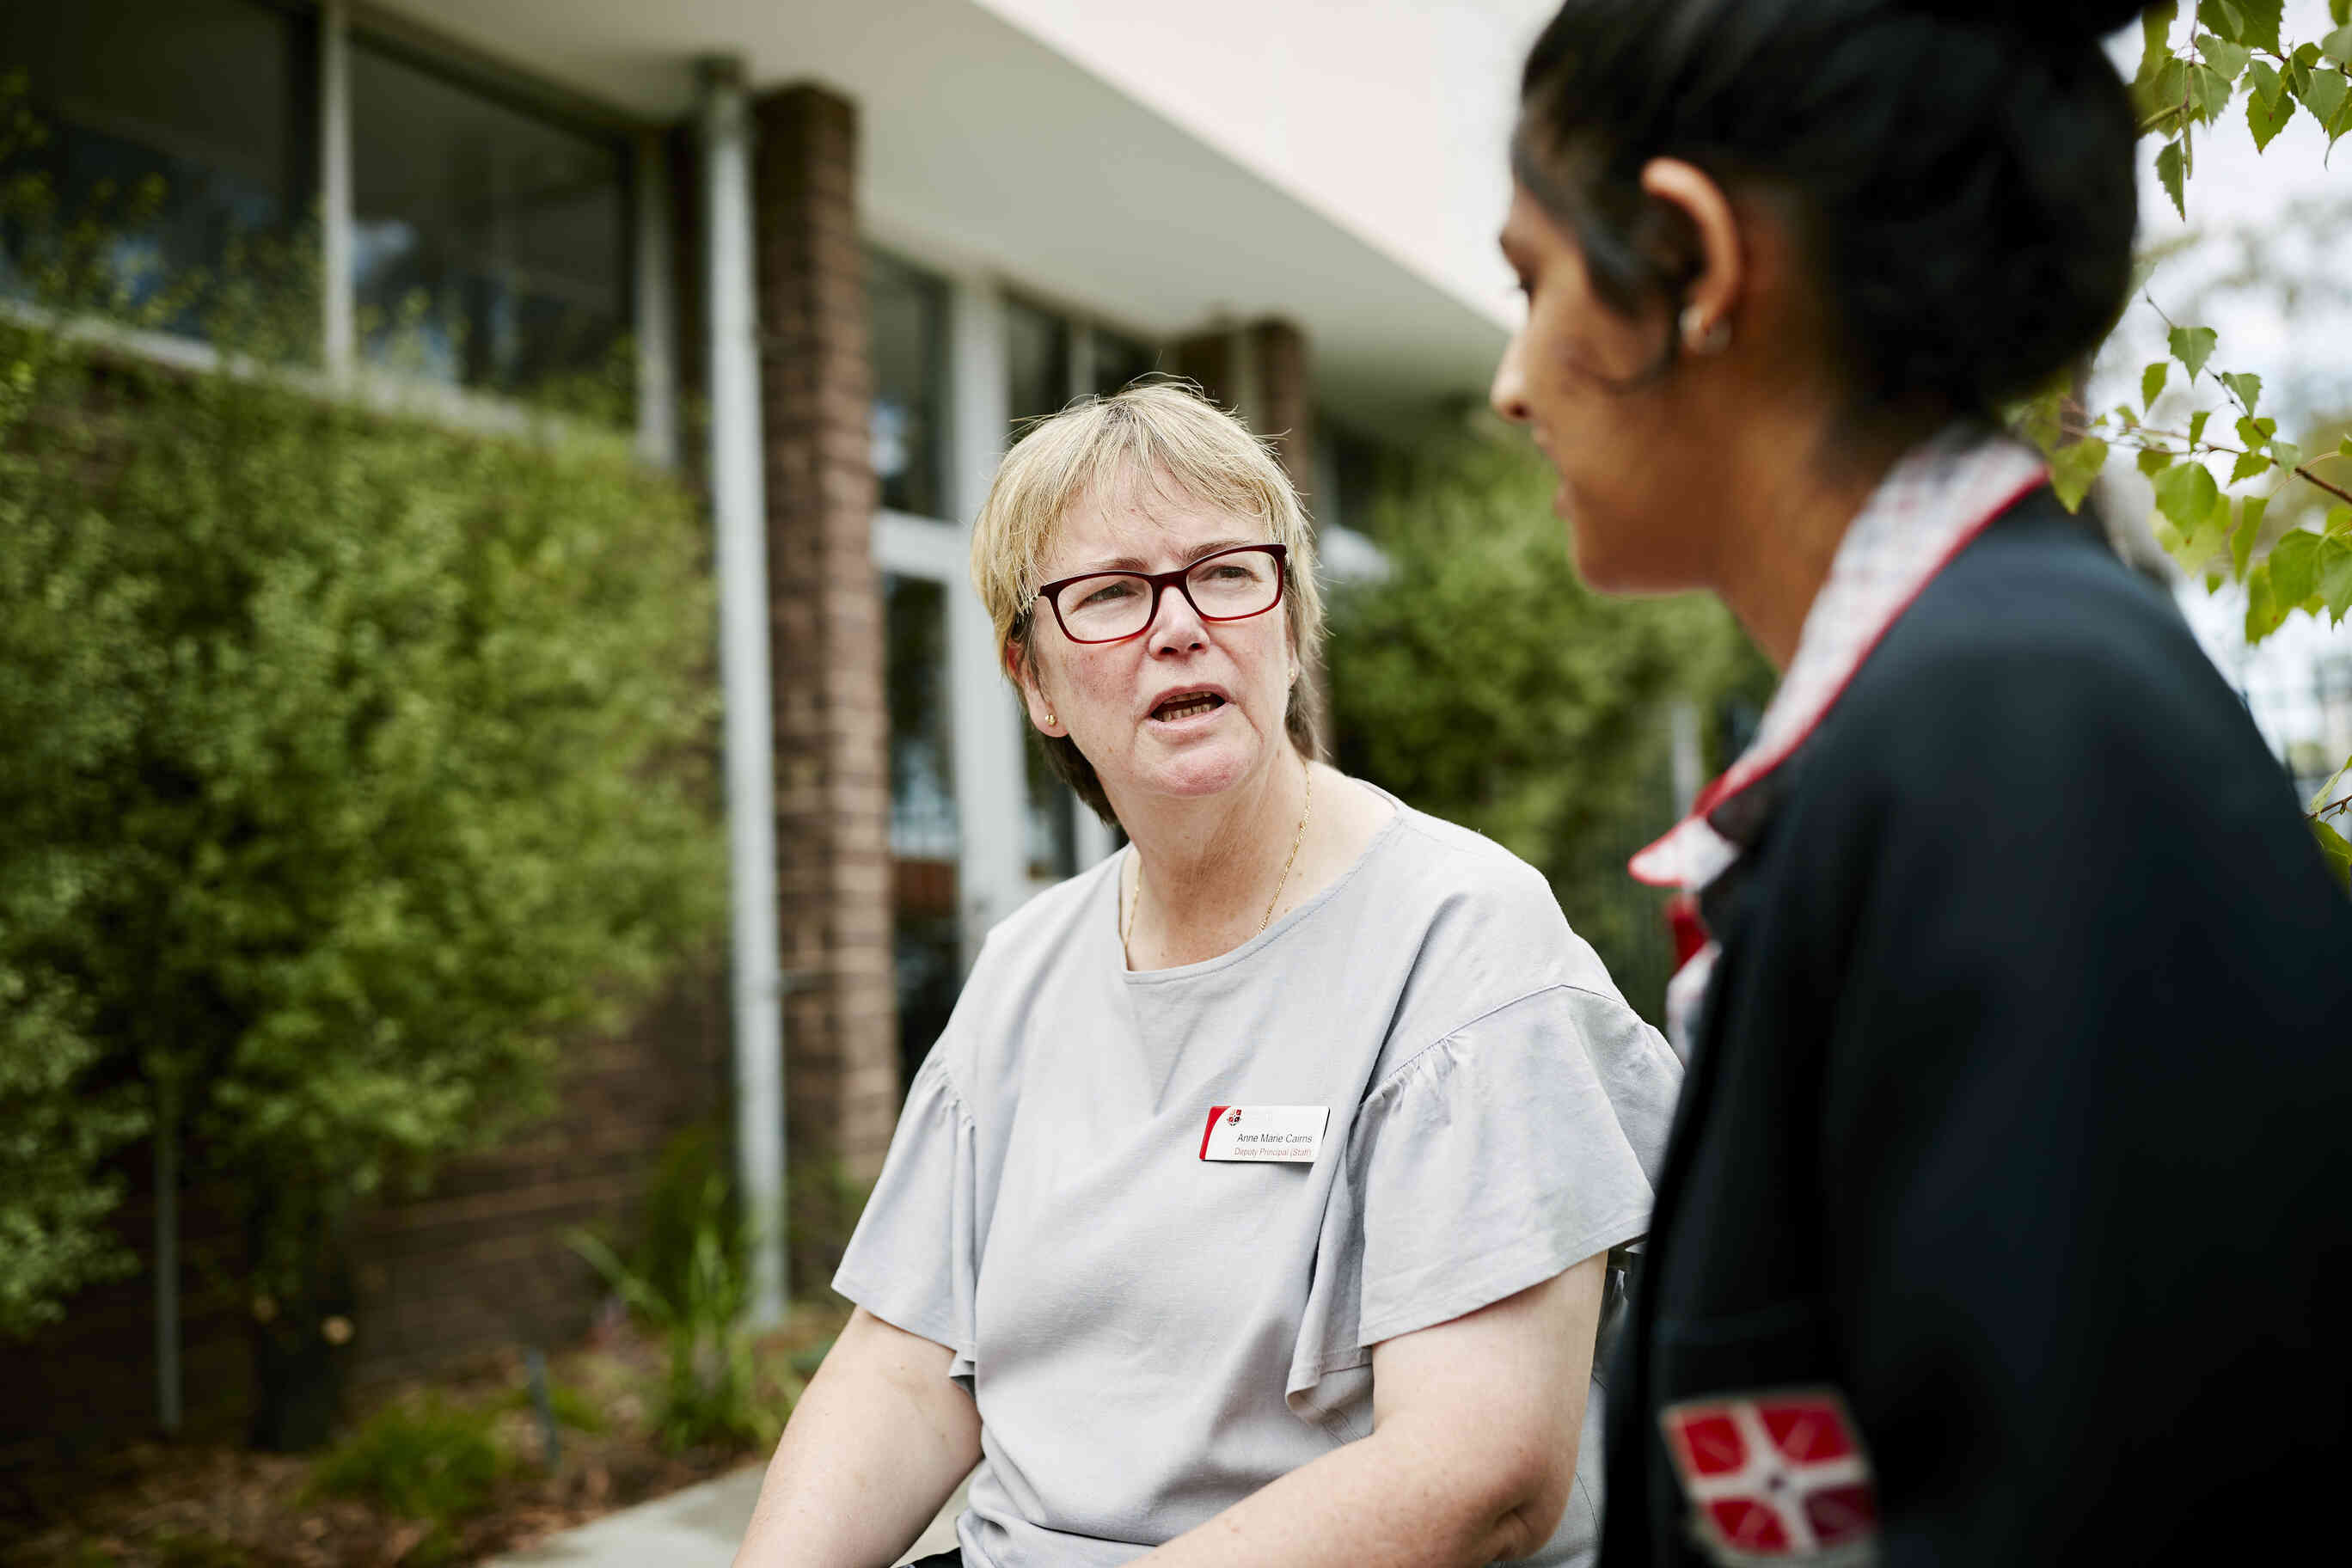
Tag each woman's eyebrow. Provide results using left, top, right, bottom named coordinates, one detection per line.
left=1070, top=537, right=1259, bottom=574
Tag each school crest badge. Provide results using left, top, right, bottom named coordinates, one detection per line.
left=1658, top=1388, right=1880, bottom=1566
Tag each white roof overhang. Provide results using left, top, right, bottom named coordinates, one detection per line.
left=359, top=0, right=1511, bottom=432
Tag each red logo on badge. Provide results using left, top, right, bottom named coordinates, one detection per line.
left=1226, top=1108, right=1242, bottom=1125
left=1658, top=1389, right=1877, bottom=1565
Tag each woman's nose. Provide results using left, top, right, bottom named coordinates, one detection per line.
left=1147, top=581, right=1209, bottom=653
left=1491, top=334, right=1531, bottom=426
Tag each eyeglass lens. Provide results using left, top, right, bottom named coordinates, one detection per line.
left=1056, top=550, right=1281, bottom=640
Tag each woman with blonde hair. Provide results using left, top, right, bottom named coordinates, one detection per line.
left=732, top=383, right=1681, bottom=1567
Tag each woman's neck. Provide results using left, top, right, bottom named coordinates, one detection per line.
left=1114, top=752, right=1314, bottom=968
left=1710, top=409, right=1905, bottom=670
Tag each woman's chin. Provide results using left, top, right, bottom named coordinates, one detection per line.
left=1568, top=524, right=1700, bottom=599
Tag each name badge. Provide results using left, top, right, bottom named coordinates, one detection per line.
left=1197, top=1104, right=1329, bottom=1163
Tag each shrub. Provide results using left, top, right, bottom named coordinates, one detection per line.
left=308, top=1393, right=508, bottom=1551
left=0, top=143, right=724, bottom=1424
left=572, top=1161, right=792, bottom=1455
left=1328, top=425, right=1766, bottom=1020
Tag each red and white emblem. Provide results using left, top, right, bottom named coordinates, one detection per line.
left=1658, top=1389, right=1879, bottom=1566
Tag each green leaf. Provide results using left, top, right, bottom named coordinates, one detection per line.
left=2312, top=755, right=2352, bottom=816
left=2232, top=493, right=2266, bottom=579
left=2247, top=58, right=2287, bottom=107
left=2049, top=438, right=2109, bottom=512
left=2245, top=559, right=2284, bottom=640
left=2335, top=0, right=2350, bottom=29
left=2269, top=528, right=2324, bottom=608
left=2141, top=1, right=2183, bottom=79
left=2237, top=414, right=2279, bottom=445
left=2200, top=34, right=2252, bottom=81
left=2139, top=446, right=2177, bottom=478
left=2220, top=371, right=2262, bottom=412
left=2316, top=819, right=2352, bottom=893
left=2138, top=55, right=2192, bottom=126
left=2300, top=64, right=2349, bottom=129
left=2231, top=449, right=2275, bottom=482
left=2323, top=24, right=2352, bottom=64
left=2141, top=362, right=2169, bottom=409
left=2190, top=409, right=2214, bottom=446
left=2201, top=0, right=2244, bottom=38
left=2250, top=83, right=2296, bottom=148
left=2340, top=436, right=2352, bottom=458
left=2212, top=0, right=2281, bottom=52
left=2168, top=324, right=2217, bottom=379
left=2273, top=441, right=2303, bottom=473
left=2154, top=461, right=2222, bottom=542
left=2319, top=536, right=2352, bottom=624
left=2189, top=61, right=2237, bottom=120
left=2155, top=136, right=2186, bottom=217
left=2326, top=504, right=2352, bottom=540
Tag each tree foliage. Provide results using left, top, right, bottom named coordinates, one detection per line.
left=1327, top=428, right=1765, bottom=1020
left=0, top=298, right=723, bottom=1337
left=2024, top=0, right=2352, bottom=881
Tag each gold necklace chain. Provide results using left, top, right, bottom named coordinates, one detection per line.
left=1123, top=766, right=1314, bottom=954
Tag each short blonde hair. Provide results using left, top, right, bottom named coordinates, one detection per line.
left=970, top=381, right=1326, bottom=826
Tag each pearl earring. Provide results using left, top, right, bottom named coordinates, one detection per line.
left=1680, top=304, right=1732, bottom=355
left=1045, top=711, right=1057, bottom=728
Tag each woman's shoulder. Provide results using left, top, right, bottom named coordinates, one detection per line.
left=979, top=848, right=1123, bottom=957
left=1852, top=497, right=2225, bottom=727
left=1364, top=795, right=1636, bottom=1014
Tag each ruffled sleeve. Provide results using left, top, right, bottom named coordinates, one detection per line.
left=1287, top=984, right=1677, bottom=1436
left=831, top=1050, right=982, bottom=1384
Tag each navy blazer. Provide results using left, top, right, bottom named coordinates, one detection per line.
left=1599, top=494, right=2352, bottom=1565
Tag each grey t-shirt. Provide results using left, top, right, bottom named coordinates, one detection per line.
left=832, top=797, right=1681, bottom=1567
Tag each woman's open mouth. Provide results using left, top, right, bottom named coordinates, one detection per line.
left=1149, top=691, right=1228, bottom=723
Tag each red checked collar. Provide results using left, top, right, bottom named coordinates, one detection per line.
left=1630, top=426, right=2050, bottom=897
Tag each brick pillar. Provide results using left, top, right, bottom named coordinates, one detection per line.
left=1250, top=319, right=1316, bottom=511
left=1172, top=331, right=1236, bottom=412
left=751, top=83, right=898, bottom=1192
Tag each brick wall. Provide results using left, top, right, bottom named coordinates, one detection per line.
left=751, top=83, right=900, bottom=1191
left=0, top=967, right=726, bottom=1469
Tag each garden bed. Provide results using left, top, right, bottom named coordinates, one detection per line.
left=3, top=1302, right=848, bottom=1568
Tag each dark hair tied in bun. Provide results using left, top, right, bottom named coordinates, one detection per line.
left=1515, top=0, right=2141, bottom=432
left=1899, top=0, right=2153, bottom=45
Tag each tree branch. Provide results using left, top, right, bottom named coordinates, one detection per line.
left=2063, top=416, right=2352, bottom=509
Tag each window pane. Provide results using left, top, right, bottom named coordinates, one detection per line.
left=1093, top=328, right=1158, bottom=397
left=1005, top=297, right=1069, bottom=432
left=1, top=0, right=301, bottom=328
left=870, top=250, right=948, bottom=518
left=1026, top=740, right=1080, bottom=880
left=886, top=571, right=960, bottom=1091
left=886, top=574, right=959, bottom=860
left=349, top=40, right=625, bottom=399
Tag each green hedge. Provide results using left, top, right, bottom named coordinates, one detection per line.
left=1328, top=426, right=1767, bottom=1022
left=0, top=312, right=723, bottom=1336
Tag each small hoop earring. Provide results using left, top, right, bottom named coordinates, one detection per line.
left=1680, top=304, right=1732, bottom=355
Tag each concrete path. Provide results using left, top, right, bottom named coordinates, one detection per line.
left=485, top=1467, right=969, bottom=1566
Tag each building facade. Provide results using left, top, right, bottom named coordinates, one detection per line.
left=0, top=0, right=1543, bottom=1449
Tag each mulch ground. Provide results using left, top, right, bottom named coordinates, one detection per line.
left=2, top=1302, right=850, bottom=1567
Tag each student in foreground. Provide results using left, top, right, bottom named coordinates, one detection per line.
left=1488, top=1, right=2352, bottom=1561
left=730, top=383, right=1681, bottom=1568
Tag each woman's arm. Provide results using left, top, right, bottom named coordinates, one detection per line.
left=1140, top=1253, right=1605, bottom=1568
left=732, top=1306, right=982, bottom=1568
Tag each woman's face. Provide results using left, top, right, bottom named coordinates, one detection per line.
left=1020, top=478, right=1296, bottom=812
left=1491, top=182, right=1723, bottom=595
